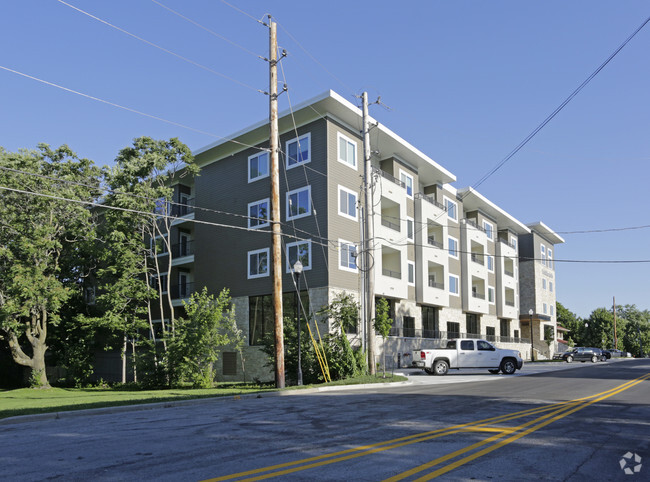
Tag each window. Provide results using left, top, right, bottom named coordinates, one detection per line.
left=514, top=329, right=520, bottom=338
left=286, top=133, right=310, bottom=168
left=448, top=236, right=459, bottom=258
left=407, top=217, right=414, bottom=241
left=447, top=322, right=460, bottom=339
left=150, top=273, right=168, bottom=293
left=460, top=340, right=474, bottom=351
left=548, top=249, right=553, bottom=269
left=549, top=281, right=554, bottom=293
left=249, top=291, right=310, bottom=345
left=399, top=170, right=414, bottom=198
left=248, top=151, right=269, bottom=182
left=512, top=238, right=517, bottom=250
left=338, top=186, right=357, bottom=221
left=337, top=132, right=357, bottom=169
left=540, top=244, right=546, bottom=266
left=488, top=286, right=495, bottom=304
left=248, top=198, right=270, bottom=229
left=248, top=248, right=269, bottom=279
left=480, top=335, right=495, bottom=346
left=483, top=221, right=494, bottom=240
left=500, top=319, right=510, bottom=337
left=286, top=240, right=311, bottom=272
left=403, top=316, right=415, bottom=338
left=286, top=186, right=311, bottom=220
left=150, top=235, right=169, bottom=256
left=222, top=352, right=237, bottom=376
left=445, top=197, right=457, bottom=221
left=550, top=305, right=555, bottom=316
left=542, top=279, right=547, bottom=290
left=466, top=313, right=479, bottom=335
left=487, top=255, right=494, bottom=271
left=449, top=275, right=459, bottom=295
left=543, top=303, right=548, bottom=314
left=407, top=261, right=415, bottom=286
left=422, top=306, right=439, bottom=338
left=339, top=240, right=357, bottom=272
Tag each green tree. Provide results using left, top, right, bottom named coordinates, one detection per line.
left=0, top=145, right=100, bottom=388
left=584, top=308, right=615, bottom=349
left=556, top=301, right=583, bottom=345
left=374, top=298, right=393, bottom=377
left=167, top=288, right=234, bottom=388
left=618, top=305, right=650, bottom=357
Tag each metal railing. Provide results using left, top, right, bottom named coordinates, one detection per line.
left=415, top=192, right=446, bottom=210
left=373, top=167, right=406, bottom=189
left=171, top=198, right=195, bottom=217
left=386, top=329, right=530, bottom=344
left=464, top=218, right=487, bottom=234
left=171, top=240, right=194, bottom=258
left=499, top=238, right=517, bottom=249
left=504, top=269, right=514, bottom=277
left=471, top=253, right=485, bottom=265
left=382, top=268, right=401, bottom=279
left=427, top=237, right=443, bottom=248
left=170, top=282, right=194, bottom=299
left=428, top=278, right=444, bottom=289
left=505, top=300, right=516, bottom=307
left=472, top=291, right=485, bottom=300
left=381, top=217, right=400, bottom=231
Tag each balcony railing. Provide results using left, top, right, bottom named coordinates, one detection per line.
left=428, top=278, right=444, bottom=289
left=499, top=238, right=517, bottom=249
left=171, top=198, right=195, bottom=217
left=387, top=329, right=530, bottom=344
left=373, top=167, right=406, bottom=189
left=381, top=217, right=400, bottom=231
left=382, top=268, right=401, bottom=279
left=464, top=218, right=487, bottom=234
left=505, top=300, right=516, bottom=307
left=171, top=240, right=194, bottom=258
left=170, top=282, right=194, bottom=299
left=504, top=269, right=514, bottom=277
left=427, top=237, right=443, bottom=248
left=472, top=291, right=485, bottom=300
left=471, top=253, right=484, bottom=265
left=415, top=192, right=446, bottom=210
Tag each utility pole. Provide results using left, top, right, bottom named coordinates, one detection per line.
left=268, top=15, right=284, bottom=388
left=613, top=296, right=617, bottom=350
left=362, top=92, right=376, bottom=375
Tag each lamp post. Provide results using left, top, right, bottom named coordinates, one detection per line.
left=529, top=309, right=534, bottom=362
left=293, top=260, right=303, bottom=386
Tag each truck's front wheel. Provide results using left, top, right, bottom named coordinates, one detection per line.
left=433, top=360, right=449, bottom=376
left=500, top=359, right=517, bottom=375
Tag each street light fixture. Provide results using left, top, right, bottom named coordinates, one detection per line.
left=293, top=260, right=303, bottom=386
left=529, top=309, right=534, bottom=362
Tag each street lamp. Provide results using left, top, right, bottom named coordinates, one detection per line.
left=529, top=309, right=534, bottom=362
left=293, top=260, right=303, bottom=386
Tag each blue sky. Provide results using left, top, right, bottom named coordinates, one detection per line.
left=1, top=1, right=648, bottom=318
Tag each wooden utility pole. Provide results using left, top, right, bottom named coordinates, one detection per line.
left=362, top=92, right=376, bottom=375
left=613, top=296, right=617, bottom=350
left=268, top=16, right=284, bottom=388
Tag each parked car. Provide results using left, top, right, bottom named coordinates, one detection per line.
left=603, top=349, right=626, bottom=359
left=561, top=347, right=602, bottom=363
left=591, top=348, right=607, bottom=362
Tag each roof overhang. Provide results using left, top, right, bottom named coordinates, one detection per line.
left=457, top=187, right=531, bottom=235
left=193, top=90, right=456, bottom=186
left=527, top=221, right=565, bottom=245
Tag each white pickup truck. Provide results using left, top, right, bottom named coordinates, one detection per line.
left=412, top=339, right=523, bottom=375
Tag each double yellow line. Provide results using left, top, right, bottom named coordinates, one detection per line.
left=204, top=373, right=650, bottom=482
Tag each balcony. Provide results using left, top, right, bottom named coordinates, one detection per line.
left=171, top=198, right=194, bottom=217
left=505, top=300, right=515, bottom=307
left=428, top=277, right=444, bottom=289
left=170, top=282, right=194, bottom=299
left=427, top=237, right=443, bottom=248
left=464, top=218, right=487, bottom=234
left=415, top=192, right=445, bottom=211
left=381, top=217, right=400, bottom=232
left=504, top=269, right=514, bottom=277
left=471, top=253, right=484, bottom=265
left=472, top=291, right=485, bottom=300
left=382, top=268, right=401, bottom=279
left=373, top=167, right=406, bottom=189
left=499, top=237, right=517, bottom=249
left=171, top=240, right=194, bottom=258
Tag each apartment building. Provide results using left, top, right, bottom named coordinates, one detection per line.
left=160, top=90, right=562, bottom=381
left=518, top=222, right=565, bottom=359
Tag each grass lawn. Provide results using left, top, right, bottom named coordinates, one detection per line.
left=0, top=374, right=407, bottom=420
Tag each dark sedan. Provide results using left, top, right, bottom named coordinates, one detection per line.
left=561, top=347, right=602, bottom=363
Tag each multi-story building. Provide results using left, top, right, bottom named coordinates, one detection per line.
left=159, top=90, right=562, bottom=381
left=518, top=222, right=565, bottom=359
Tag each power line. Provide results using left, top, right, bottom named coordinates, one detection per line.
left=150, top=0, right=264, bottom=60
left=220, top=0, right=268, bottom=25
left=0, top=65, right=268, bottom=153
left=56, top=0, right=261, bottom=93
left=471, top=14, right=650, bottom=191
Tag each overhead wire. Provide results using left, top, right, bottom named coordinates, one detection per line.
left=56, top=0, right=261, bottom=93
left=0, top=65, right=268, bottom=153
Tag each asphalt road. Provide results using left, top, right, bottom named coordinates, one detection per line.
left=1, top=359, right=649, bottom=481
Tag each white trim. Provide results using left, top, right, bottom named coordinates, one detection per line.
left=407, top=261, right=415, bottom=286
left=247, top=151, right=269, bottom=183
left=487, top=255, right=494, bottom=272
left=444, top=196, right=458, bottom=221
left=483, top=220, right=494, bottom=241
left=448, top=236, right=459, bottom=259
left=286, top=185, right=312, bottom=221
left=286, top=132, right=311, bottom=170
left=286, top=239, right=312, bottom=273
left=337, top=185, right=358, bottom=221
left=247, top=248, right=270, bottom=279
left=449, top=274, right=460, bottom=296
left=248, top=198, right=270, bottom=229
left=336, top=132, right=357, bottom=170
left=399, top=169, right=414, bottom=199
left=406, top=216, right=414, bottom=241
left=338, top=239, right=358, bottom=273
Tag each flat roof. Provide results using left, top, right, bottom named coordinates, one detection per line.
left=193, top=90, right=456, bottom=186
left=457, top=187, right=531, bottom=235
left=527, top=221, right=565, bottom=245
